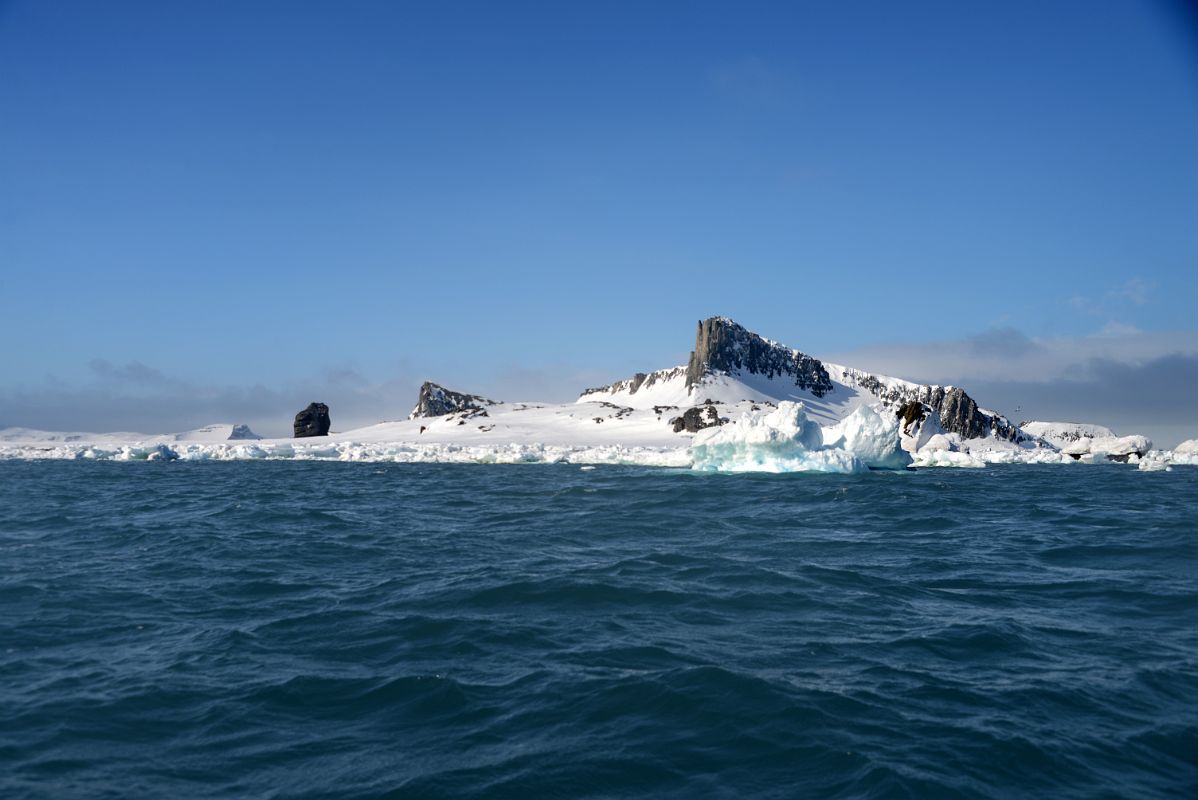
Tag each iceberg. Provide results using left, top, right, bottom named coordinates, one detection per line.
left=1060, top=434, right=1152, bottom=462
left=1169, top=439, right=1198, bottom=466
left=912, top=449, right=986, bottom=468
left=1137, top=453, right=1172, bottom=472
left=690, top=401, right=911, bottom=473
left=821, top=405, right=913, bottom=471
left=1021, top=420, right=1151, bottom=462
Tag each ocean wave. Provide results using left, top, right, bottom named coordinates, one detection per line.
left=1, top=461, right=1195, bottom=798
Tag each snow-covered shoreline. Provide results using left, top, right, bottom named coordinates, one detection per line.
left=5, top=317, right=1191, bottom=473
left=3, top=405, right=1192, bottom=472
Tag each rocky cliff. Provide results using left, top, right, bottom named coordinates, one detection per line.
left=408, top=382, right=498, bottom=419
left=577, top=316, right=1031, bottom=444
left=580, top=366, right=687, bottom=400
left=683, top=317, right=1027, bottom=442
left=832, top=366, right=1029, bottom=443
left=685, top=317, right=835, bottom=397
left=294, top=402, right=331, bottom=438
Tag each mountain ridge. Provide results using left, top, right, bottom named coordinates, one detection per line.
left=582, top=316, right=1030, bottom=443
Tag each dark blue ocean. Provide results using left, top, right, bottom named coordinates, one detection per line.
left=1, top=461, right=1195, bottom=799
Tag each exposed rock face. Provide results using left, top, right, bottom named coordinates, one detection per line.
left=895, top=401, right=950, bottom=452
left=408, top=381, right=498, bottom=420
left=841, top=369, right=1029, bottom=443
left=670, top=402, right=727, bottom=434
left=895, top=401, right=929, bottom=432
left=293, top=402, right=331, bottom=438
left=578, top=315, right=1030, bottom=445
left=686, top=317, right=834, bottom=397
left=228, top=424, right=261, bottom=440
left=683, top=316, right=1031, bottom=445
left=580, top=366, right=687, bottom=399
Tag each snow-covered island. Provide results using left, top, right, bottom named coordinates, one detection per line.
left=2, top=317, right=1193, bottom=473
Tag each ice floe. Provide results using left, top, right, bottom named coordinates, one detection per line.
left=691, top=401, right=910, bottom=473
left=1170, top=439, right=1198, bottom=466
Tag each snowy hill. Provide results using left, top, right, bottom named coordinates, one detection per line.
left=3, top=316, right=1184, bottom=471
left=581, top=316, right=1031, bottom=443
left=0, top=423, right=261, bottom=445
left=175, top=424, right=262, bottom=442
left=1019, top=421, right=1117, bottom=448
left=1020, top=421, right=1150, bottom=462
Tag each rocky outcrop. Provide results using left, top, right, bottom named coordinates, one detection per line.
left=840, top=369, right=1028, bottom=443
left=408, top=382, right=498, bottom=420
left=579, top=315, right=1031, bottom=445
left=685, top=317, right=834, bottom=397
left=894, top=401, right=951, bottom=452
left=895, top=401, right=929, bottom=432
left=228, top=424, right=261, bottom=440
left=681, top=317, right=1031, bottom=445
left=670, top=402, right=728, bottom=433
left=580, top=366, right=687, bottom=399
left=293, top=402, right=331, bottom=438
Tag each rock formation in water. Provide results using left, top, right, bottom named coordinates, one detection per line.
left=293, top=402, right=331, bottom=438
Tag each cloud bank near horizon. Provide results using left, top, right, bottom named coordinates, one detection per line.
left=0, top=359, right=611, bottom=440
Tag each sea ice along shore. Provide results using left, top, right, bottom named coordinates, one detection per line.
left=2, top=317, right=1189, bottom=473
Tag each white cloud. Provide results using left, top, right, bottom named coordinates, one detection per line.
left=1064, top=276, right=1156, bottom=317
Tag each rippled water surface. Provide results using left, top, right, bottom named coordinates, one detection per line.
left=1, top=461, right=1196, bottom=799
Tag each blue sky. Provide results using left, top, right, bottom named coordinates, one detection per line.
left=2, top=1, right=1197, bottom=441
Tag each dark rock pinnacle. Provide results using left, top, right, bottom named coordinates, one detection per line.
left=685, top=317, right=834, bottom=397
left=293, top=402, right=331, bottom=438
